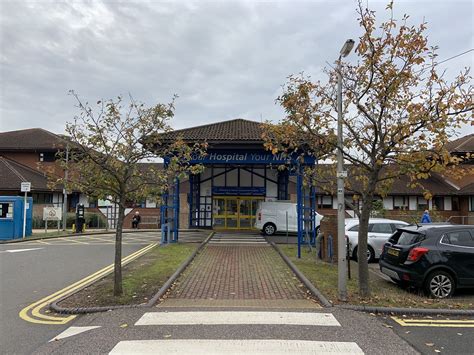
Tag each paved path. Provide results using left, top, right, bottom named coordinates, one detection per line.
left=166, top=232, right=316, bottom=308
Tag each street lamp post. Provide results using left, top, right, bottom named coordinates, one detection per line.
left=337, top=39, right=354, bottom=302
left=63, top=144, right=69, bottom=231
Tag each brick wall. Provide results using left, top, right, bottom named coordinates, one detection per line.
left=319, top=215, right=338, bottom=262
left=123, top=207, right=160, bottom=229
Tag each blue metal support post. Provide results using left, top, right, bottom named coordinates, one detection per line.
left=296, top=164, right=303, bottom=258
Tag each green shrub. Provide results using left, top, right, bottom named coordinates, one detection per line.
left=33, top=211, right=107, bottom=229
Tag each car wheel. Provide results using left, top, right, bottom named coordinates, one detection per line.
left=425, top=271, right=455, bottom=299
left=353, top=246, right=375, bottom=263
left=263, top=223, right=276, bottom=236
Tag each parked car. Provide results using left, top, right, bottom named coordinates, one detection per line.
left=255, top=201, right=323, bottom=236
left=345, top=218, right=409, bottom=262
left=380, top=224, right=474, bottom=298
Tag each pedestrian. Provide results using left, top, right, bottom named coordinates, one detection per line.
left=132, top=211, right=141, bottom=229
left=421, top=210, right=432, bottom=223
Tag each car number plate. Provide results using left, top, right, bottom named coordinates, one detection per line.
left=387, top=248, right=400, bottom=257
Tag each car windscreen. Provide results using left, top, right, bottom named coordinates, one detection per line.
left=395, top=231, right=425, bottom=245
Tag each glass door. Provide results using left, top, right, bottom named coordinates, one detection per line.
left=212, top=196, right=264, bottom=230
left=213, top=197, right=226, bottom=228
left=226, top=198, right=239, bottom=228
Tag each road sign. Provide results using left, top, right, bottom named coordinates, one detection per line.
left=336, top=171, right=348, bottom=178
left=21, top=182, right=31, bottom=192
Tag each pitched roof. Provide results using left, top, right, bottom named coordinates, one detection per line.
left=0, top=156, right=61, bottom=191
left=0, top=128, right=68, bottom=151
left=445, top=133, right=474, bottom=153
left=312, top=164, right=458, bottom=196
left=459, top=182, right=474, bottom=194
left=154, top=118, right=264, bottom=144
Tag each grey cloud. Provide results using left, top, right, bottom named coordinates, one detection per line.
left=1, top=0, right=472, bottom=134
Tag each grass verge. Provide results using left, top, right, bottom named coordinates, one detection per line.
left=58, top=243, right=197, bottom=307
left=280, top=245, right=474, bottom=310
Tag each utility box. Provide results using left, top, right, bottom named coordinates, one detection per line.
left=0, top=196, right=33, bottom=240
left=75, top=203, right=85, bottom=233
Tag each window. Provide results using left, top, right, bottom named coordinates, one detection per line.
left=370, top=223, right=393, bottom=233
left=397, top=231, right=425, bottom=245
left=317, top=195, right=333, bottom=209
left=349, top=224, right=359, bottom=232
left=32, top=193, right=53, bottom=204
left=393, top=196, right=408, bottom=210
left=0, top=203, right=14, bottom=219
left=392, top=223, right=407, bottom=232
left=470, top=196, right=474, bottom=212
left=417, top=197, right=428, bottom=211
left=433, top=196, right=444, bottom=211
left=452, top=196, right=460, bottom=211
left=39, top=152, right=56, bottom=162
left=442, top=231, right=474, bottom=247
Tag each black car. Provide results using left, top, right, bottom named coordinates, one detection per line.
left=379, top=224, right=474, bottom=298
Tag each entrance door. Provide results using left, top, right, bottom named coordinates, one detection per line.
left=212, top=196, right=263, bottom=230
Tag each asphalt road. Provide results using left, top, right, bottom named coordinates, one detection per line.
left=33, top=307, right=418, bottom=354
left=0, top=232, right=160, bottom=355
left=378, top=314, right=474, bottom=354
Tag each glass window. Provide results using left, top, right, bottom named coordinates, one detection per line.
left=39, top=152, right=56, bottom=162
left=392, top=223, right=407, bottom=232
left=417, top=197, right=428, bottom=211
left=32, top=193, right=53, bottom=204
left=433, top=196, right=444, bottom=211
left=317, top=195, right=333, bottom=209
left=370, top=223, right=393, bottom=233
left=349, top=224, right=359, bottom=232
left=393, top=196, right=408, bottom=210
left=452, top=196, right=460, bottom=211
left=470, top=196, right=474, bottom=212
left=442, top=231, right=474, bottom=247
left=397, top=231, right=425, bottom=245
left=0, top=203, right=14, bottom=219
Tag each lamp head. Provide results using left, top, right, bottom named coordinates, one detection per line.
left=340, top=39, right=355, bottom=57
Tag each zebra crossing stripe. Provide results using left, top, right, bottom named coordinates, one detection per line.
left=135, top=312, right=341, bottom=326
left=109, top=339, right=364, bottom=354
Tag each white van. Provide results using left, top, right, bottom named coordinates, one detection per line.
left=254, top=201, right=323, bottom=236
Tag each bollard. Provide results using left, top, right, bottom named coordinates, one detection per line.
left=327, top=234, right=334, bottom=263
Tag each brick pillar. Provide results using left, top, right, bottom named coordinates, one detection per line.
left=179, top=193, right=189, bottom=229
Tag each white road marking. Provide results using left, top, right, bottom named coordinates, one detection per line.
left=49, top=326, right=101, bottom=342
left=109, top=339, right=363, bottom=354
left=0, top=248, right=43, bottom=253
left=135, top=312, right=341, bottom=326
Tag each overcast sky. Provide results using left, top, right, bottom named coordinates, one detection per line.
left=1, top=0, right=473, bottom=137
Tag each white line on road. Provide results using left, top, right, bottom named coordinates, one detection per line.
left=49, top=326, right=101, bottom=342
left=135, top=312, right=341, bottom=326
left=0, top=248, right=43, bottom=253
left=109, top=339, right=363, bottom=355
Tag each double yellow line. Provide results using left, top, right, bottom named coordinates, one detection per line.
left=19, top=242, right=158, bottom=325
left=392, top=316, right=474, bottom=328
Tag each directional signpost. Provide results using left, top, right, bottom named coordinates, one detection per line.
left=20, top=182, right=31, bottom=239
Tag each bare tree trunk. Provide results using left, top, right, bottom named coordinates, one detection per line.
left=358, top=195, right=372, bottom=298
left=114, top=203, right=125, bottom=296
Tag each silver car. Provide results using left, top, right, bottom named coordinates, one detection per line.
left=345, top=218, right=409, bottom=262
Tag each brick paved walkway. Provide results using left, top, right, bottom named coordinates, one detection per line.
left=167, top=243, right=313, bottom=303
